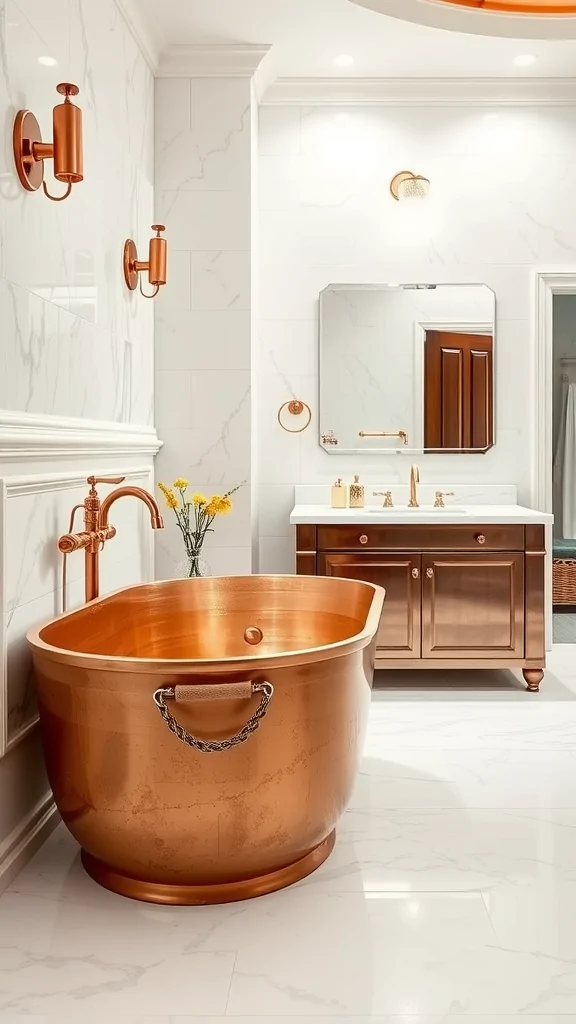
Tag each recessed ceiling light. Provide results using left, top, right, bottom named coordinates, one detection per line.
left=513, top=54, right=537, bottom=67
left=38, top=55, right=58, bottom=66
left=333, top=54, right=354, bottom=67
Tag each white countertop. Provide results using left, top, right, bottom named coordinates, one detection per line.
left=290, top=504, right=553, bottom=525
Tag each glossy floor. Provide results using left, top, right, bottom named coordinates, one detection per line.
left=3, top=650, right=576, bottom=1021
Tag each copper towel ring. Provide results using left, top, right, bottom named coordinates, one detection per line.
left=277, top=399, right=312, bottom=433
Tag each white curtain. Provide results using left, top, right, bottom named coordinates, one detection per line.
left=554, top=381, right=576, bottom=539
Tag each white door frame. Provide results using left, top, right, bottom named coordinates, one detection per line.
left=533, top=269, right=576, bottom=646
left=533, top=269, right=576, bottom=514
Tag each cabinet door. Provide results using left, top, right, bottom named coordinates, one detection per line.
left=320, top=553, right=421, bottom=657
left=422, top=552, right=524, bottom=659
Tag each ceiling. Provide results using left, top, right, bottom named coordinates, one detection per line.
left=138, top=0, right=576, bottom=78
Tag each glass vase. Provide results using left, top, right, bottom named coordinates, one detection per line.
left=175, top=552, right=209, bottom=579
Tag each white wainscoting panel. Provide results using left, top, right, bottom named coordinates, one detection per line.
left=0, top=465, right=155, bottom=758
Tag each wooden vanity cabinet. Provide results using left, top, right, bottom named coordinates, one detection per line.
left=296, top=523, right=545, bottom=690
left=321, top=553, right=421, bottom=657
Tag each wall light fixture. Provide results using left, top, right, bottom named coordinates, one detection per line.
left=123, top=225, right=168, bottom=298
left=390, top=170, right=430, bottom=200
left=13, top=83, right=83, bottom=202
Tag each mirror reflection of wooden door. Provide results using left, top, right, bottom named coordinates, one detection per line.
left=424, top=331, right=493, bottom=451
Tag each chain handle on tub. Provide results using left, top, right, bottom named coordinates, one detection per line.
left=153, top=680, right=274, bottom=753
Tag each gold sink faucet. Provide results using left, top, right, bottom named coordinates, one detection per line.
left=58, top=476, right=164, bottom=605
left=408, top=464, right=420, bottom=508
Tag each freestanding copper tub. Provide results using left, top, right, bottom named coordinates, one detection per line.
left=27, top=575, right=384, bottom=905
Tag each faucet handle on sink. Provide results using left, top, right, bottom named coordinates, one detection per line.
left=434, top=490, right=455, bottom=508
left=373, top=490, right=394, bottom=508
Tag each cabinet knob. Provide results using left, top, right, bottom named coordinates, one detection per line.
left=359, top=534, right=368, bottom=545
left=426, top=567, right=434, bottom=578
left=476, top=534, right=486, bottom=545
left=412, top=567, right=419, bottom=578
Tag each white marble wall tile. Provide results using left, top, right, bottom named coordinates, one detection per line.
left=257, top=104, right=576, bottom=564
left=154, top=77, right=256, bottom=575
left=260, top=318, right=318, bottom=378
left=156, top=309, right=251, bottom=372
left=191, top=250, right=250, bottom=310
left=259, top=536, right=295, bottom=575
left=0, top=0, right=154, bottom=427
left=158, top=189, right=250, bottom=252
left=258, top=105, right=302, bottom=156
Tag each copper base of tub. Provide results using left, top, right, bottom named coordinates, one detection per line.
left=82, top=830, right=336, bottom=906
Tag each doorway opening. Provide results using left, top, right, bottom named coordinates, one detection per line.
left=552, top=294, right=576, bottom=642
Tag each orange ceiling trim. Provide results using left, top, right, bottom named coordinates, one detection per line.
left=429, top=0, right=576, bottom=12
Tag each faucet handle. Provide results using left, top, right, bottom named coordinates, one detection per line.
left=87, top=475, right=126, bottom=489
left=434, top=490, right=455, bottom=508
left=373, top=490, right=394, bottom=507
left=87, top=473, right=124, bottom=485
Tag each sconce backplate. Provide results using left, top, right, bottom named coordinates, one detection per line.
left=123, top=239, right=138, bottom=291
left=390, top=170, right=415, bottom=201
left=13, top=109, right=44, bottom=191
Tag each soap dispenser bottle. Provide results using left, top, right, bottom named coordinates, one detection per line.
left=349, top=474, right=365, bottom=509
left=331, top=478, right=347, bottom=509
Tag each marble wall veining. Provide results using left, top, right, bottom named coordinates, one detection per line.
left=154, top=77, right=257, bottom=579
left=0, top=0, right=154, bottom=424
left=258, top=103, right=576, bottom=572
left=0, top=0, right=156, bottom=888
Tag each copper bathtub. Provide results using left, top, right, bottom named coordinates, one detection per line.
left=27, top=575, right=384, bottom=905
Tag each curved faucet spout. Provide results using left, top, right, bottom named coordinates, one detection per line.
left=99, top=486, right=165, bottom=531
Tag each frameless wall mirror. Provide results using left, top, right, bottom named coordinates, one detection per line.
left=319, top=283, right=495, bottom=455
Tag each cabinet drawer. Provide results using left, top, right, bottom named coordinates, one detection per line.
left=317, top=524, right=525, bottom=552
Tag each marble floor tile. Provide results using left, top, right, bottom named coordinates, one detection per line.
left=3, top=646, right=576, bottom=1017
left=351, top=747, right=576, bottom=809
left=299, top=807, right=576, bottom=895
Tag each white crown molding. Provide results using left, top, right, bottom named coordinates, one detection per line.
left=0, top=412, right=162, bottom=461
left=262, top=76, right=576, bottom=106
left=157, top=44, right=272, bottom=79
left=114, top=0, right=166, bottom=72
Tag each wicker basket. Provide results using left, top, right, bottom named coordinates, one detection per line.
left=553, top=558, right=576, bottom=606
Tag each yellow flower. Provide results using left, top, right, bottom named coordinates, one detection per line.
left=173, top=478, right=188, bottom=491
left=158, top=482, right=178, bottom=510
left=206, top=494, right=232, bottom=516
left=193, top=492, right=207, bottom=506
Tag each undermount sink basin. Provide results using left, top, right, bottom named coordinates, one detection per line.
left=366, top=506, right=469, bottom=516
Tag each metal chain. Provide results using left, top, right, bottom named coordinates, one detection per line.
left=152, top=681, right=274, bottom=754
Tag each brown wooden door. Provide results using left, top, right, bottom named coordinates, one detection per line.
left=424, top=331, right=493, bottom=451
left=320, top=552, right=421, bottom=657
left=422, top=552, right=524, bottom=659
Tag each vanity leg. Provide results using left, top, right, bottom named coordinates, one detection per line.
left=523, top=668, right=544, bottom=693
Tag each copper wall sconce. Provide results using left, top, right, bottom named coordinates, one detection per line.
left=13, top=83, right=83, bottom=202
left=390, top=171, right=430, bottom=201
left=123, top=225, right=168, bottom=298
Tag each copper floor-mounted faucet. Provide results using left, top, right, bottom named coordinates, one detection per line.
left=58, top=476, right=164, bottom=606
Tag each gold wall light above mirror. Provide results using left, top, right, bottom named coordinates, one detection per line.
left=123, top=225, right=168, bottom=299
left=13, top=83, right=83, bottom=202
left=390, top=171, right=430, bottom=200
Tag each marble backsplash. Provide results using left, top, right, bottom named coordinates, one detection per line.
left=293, top=483, right=518, bottom=507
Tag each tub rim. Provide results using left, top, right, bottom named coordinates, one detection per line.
left=26, top=574, right=385, bottom=675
